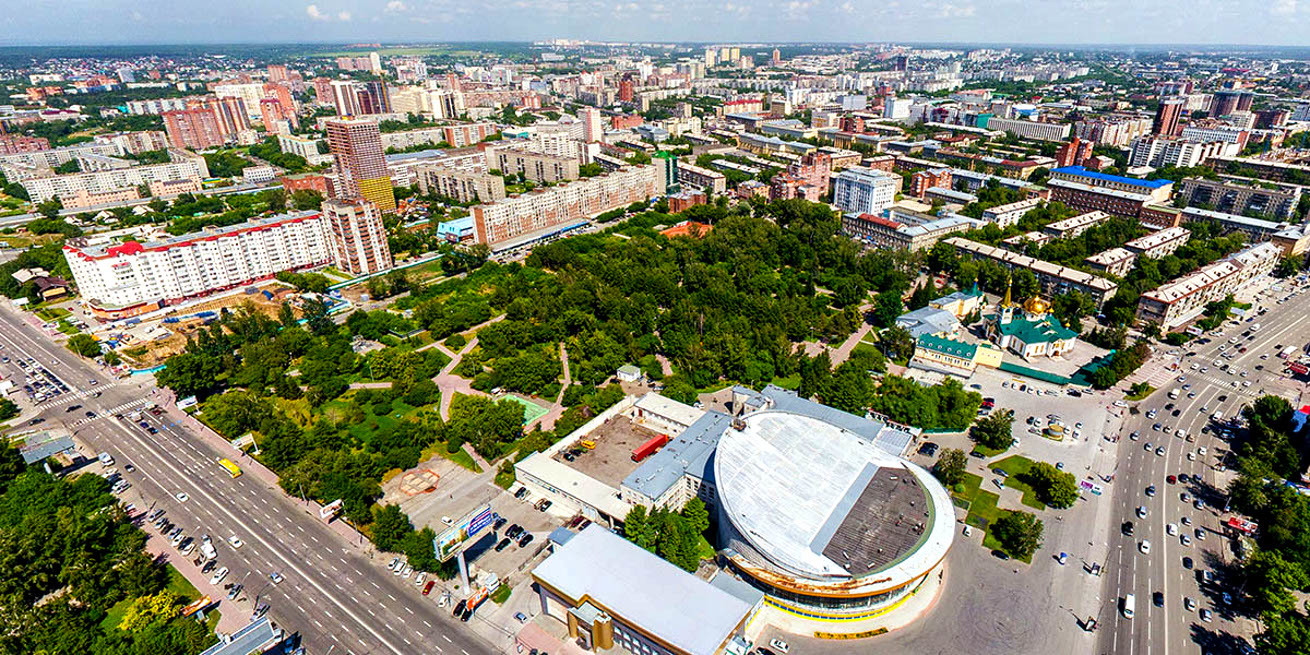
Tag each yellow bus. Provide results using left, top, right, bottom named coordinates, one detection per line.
left=217, top=458, right=242, bottom=479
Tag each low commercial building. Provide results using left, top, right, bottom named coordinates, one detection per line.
left=910, top=333, right=1004, bottom=377
left=1049, top=166, right=1174, bottom=203
left=1177, top=176, right=1301, bottom=221
left=945, top=237, right=1119, bottom=308
left=1084, top=248, right=1137, bottom=277
left=531, top=524, right=757, bottom=655
left=982, top=117, right=1071, bottom=142
left=924, top=186, right=977, bottom=206
left=1136, top=242, right=1282, bottom=330
left=981, top=197, right=1042, bottom=228
left=1123, top=226, right=1191, bottom=259
left=1272, top=222, right=1310, bottom=258
left=1042, top=210, right=1109, bottom=239
left=896, top=306, right=962, bottom=339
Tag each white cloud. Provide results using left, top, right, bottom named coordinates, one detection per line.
left=386, top=0, right=407, bottom=11
left=934, top=1, right=976, bottom=18
left=306, top=4, right=350, bottom=21
left=1272, top=0, right=1297, bottom=15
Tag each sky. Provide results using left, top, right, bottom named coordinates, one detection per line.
left=3, top=0, right=1310, bottom=47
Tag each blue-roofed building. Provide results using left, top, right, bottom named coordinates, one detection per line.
left=620, top=410, right=729, bottom=509
left=436, top=216, right=475, bottom=242
left=895, top=306, right=962, bottom=339
left=1050, top=166, right=1174, bottom=203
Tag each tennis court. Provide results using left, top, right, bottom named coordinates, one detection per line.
left=502, top=394, right=549, bottom=425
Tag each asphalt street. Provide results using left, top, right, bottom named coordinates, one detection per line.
left=1097, top=282, right=1308, bottom=655
left=0, top=305, right=498, bottom=655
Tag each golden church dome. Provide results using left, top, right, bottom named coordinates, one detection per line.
left=1023, top=296, right=1049, bottom=315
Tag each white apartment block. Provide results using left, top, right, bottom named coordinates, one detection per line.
left=63, top=211, right=333, bottom=317
left=277, top=133, right=323, bottom=160
left=1136, top=242, right=1281, bottom=330
left=985, top=117, right=1071, bottom=142
left=833, top=167, right=900, bottom=216
left=1179, top=125, right=1248, bottom=145
left=1128, top=137, right=1240, bottom=169
left=94, top=131, right=169, bottom=155
left=20, top=154, right=210, bottom=204
left=213, top=83, right=267, bottom=120
left=473, top=165, right=663, bottom=249
left=982, top=197, right=1043, bottom=229
left=0, top=143, right=124, bottom=179
left=1124, top=226, right=1191, bottom=259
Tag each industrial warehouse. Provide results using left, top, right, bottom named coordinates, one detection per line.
left=516, top=385, right=954, bottom=646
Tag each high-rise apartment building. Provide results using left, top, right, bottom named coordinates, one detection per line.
left=1055, top=137, right=1095, bottom=168
left=162, top=96, right=251, bottom=150
left=322, top=198, right=393, bottom=276
left=1152, top=97, right=1185, bottom=136
left=579, top=107, right=604, bottom=143
left=832, top=167, right=901, bottom=215
left=331, top=80, right=361, bottom=116
left=1211, top=90, right=1254, bottom=118
left=325, top=117, right=396, bottom=211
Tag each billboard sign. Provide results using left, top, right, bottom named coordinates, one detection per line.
left=435, top=504, right=494, bottom=561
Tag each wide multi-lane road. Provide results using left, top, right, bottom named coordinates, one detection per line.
left=1099, top=280, right=1307, bottom=655
left=0, top=305, right=497, bottom=655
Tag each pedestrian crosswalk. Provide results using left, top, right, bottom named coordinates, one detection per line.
left=34, top=382, right=120, bottom=408
left=68, top=397, right=154, bottom=427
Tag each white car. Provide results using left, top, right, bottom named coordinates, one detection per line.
left=209, top=566, right=229, bottom=586
left=770, top=638, right=790, bottom=653
left=1198, top=447, right=1208, bottom=456
left=1185, top=597, right=1197, bottom=611
left=269, top=572, right=284, bottom=584
left=415, top=572, right=427, bottom=586
left=228, top=535, right=244, bottom=549
left=441, top=516, right=454, bottom=526
left=1137, top=506, right=1148, bottom=518
left=175, top=492, right=189, bottom=502
left=1166, top=523, right=1178, bottom=536
left=1181, top=535, right=1192, bottom=547
left=1139, top=540, right=1151, bottom=554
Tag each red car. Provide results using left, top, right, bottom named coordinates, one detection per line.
left=1167, top=475, right=1177, bottom=485
left=422, top=580, right=436, bottom=596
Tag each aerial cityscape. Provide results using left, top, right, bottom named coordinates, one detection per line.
left=2, top=5, right=1310, bottom=655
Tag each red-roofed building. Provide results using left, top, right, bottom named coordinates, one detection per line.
left=659, top=220, right=713, bottom=239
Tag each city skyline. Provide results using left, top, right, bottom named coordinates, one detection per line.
left=5, top=0, right=1310, bottom=47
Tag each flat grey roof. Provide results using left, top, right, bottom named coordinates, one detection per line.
left=621, top=410, right=728, bottom=501
left=533, top=524, right=753, bottom=655
left=759, top=384, right=914, bottom=456
left=198, top=617, right=280, bottom=655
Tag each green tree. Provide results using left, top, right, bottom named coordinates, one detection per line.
left=0, top=398, right=18, bottom=421
left=933, top=448, right=968, bottom=487
left=155, top=352, right=222, bottom=398
left=681, top=497, right=709, bottom=535
left=971, top=409, right=1014, bottom=451
left=118, top=590, right=182, bottom=632
left=871, top=290, right=904, bottom=327
left=1025, top=461, right=1079, bottom=509
left=623, top=505, right=657, bottom=552
left=66, top=334, right=101, bottom=358
left=371, top=504, right=414, bottom=552
left=1246, top=550, right=1310, bottom=615
left=992, top=510, right=1043, bottom=560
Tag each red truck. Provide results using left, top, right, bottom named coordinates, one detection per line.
left=631, top=434, right=670, bottom=462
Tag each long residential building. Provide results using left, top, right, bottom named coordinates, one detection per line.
left=63, top=211, right=333, bottom=318
left=842, top=212, right=977, bottom=251
left=944, top=237, right=1119, bottom=307
left=982, top=117, right=1071, bottom=142
left=982, top=197, right=1042, bottom=228
left=487, top=145, right=579, bottom=183
left=675, top=162, right=728, bottom=195
left=1127, top=136, right=1239, bottom=169
left=1042, top=211, right=1109, bottom=239
left=1123, top=226, right=1191, bottom=259
left=379, top=122, right=498, bottom=151
left=1136, top=242, right=1281, bottom=330
left=415, top=165, right=506, bottom=204
left=472, top=164, right=664, bottom=250
left=1176, top=176, right=1301, bottom=221
left=19, top=152, right=209, bottom=204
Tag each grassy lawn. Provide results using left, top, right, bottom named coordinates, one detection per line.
left=490, top=583, right=512, bottom=604
left=420, top=440, right=483, bottom=473
left=970, top=443, right=1010, bottom=458
left=990, top=454, right=1048, bottom=511
left=953, top=472, right=1003, bottom=531
left=851, top=341, right=883, bottom=360
left=770, top=374, right=801, bottom=390
left=494, top=467, right=516, bottom=489
left=36, top=307, right=71, bottom=322
left=695, top=535, right=716, bottom=561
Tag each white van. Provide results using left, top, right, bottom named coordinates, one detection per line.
left=97, top=452, right=114, bottom=466
left=1169, top=388, right=1180, bottom=399
left=1122, top=594, right=1136, bottom=619
left=1212, top=411, right=1224, bottom=423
